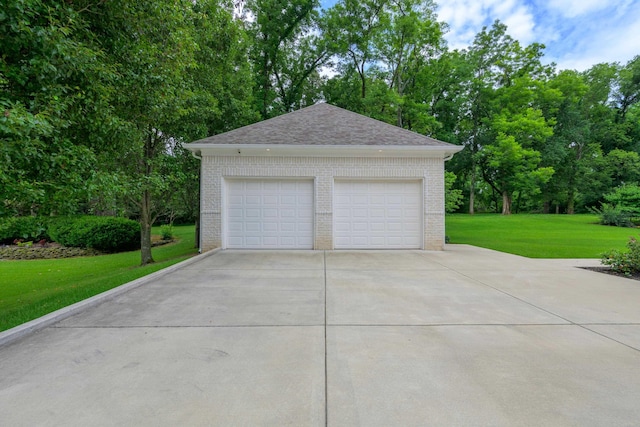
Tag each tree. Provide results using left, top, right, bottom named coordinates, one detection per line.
left=372, top=0, right=446, bottom=127
left=247, top=0, right=329, bottom=118
left=541, top=70, right=591, bottom=213
left=480, top=134, right=553, bottom=214
left=185, top=0, right=258, bottom=136
left=613, top=56, right=640, bottom=123
left=0, top=0, right=114, bottom=216
left=460, top=21, right=553, bottom=214
left=85, top=0, right=199, bottom=265
left=323, top=0, right=388, bottom=100
left=606, top=149, right=640, bottom=187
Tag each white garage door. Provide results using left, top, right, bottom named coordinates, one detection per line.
left=226, top=179, right=314, bottom=249
left=334, top=180, right=422, bottom=249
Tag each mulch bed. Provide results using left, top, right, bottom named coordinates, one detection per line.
left=0, top=243, right=102, bottom=260
left=0, top=238, right=174, bottom=261
left=581, top=266, right=640, bottom=282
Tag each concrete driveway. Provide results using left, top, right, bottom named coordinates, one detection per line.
left=1, top=246, right=640, bottom=426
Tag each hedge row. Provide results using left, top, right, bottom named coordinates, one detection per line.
left=0, top=216, right=140, bottom=253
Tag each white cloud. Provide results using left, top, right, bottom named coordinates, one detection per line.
left=321, top=0, right=640, bottom=71
left=436, top=0, right=537, bottom=49
left=543, top=0, right=610, bottom=18
left=501, top=6, right=536, bottom=44
left=541, top=0, right=640, bottom=70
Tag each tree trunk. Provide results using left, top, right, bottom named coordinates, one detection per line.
left=140, top=188, right=154, bottom=265
left=514, top=191, right=521, bottom=214
left=502, top=190, right=512, bottom=215
left=543, top=200, right=550, bottom=214
left=566, top=190, right=575, bottom=214
left=469, top=168, right=476, bottom=215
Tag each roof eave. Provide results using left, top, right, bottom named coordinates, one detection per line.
left=185, top=143, right=463, bottom=159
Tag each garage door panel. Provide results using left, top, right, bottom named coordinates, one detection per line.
left=263, top=222, right=278, bottom=232
left=226, top=179, right=314, bottom=249
left=263, top=195, right=278, bottom=205
left=334, top=180, right=422, bottom=249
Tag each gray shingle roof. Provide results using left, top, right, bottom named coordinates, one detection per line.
left=188, top=103, right=457, bottom=147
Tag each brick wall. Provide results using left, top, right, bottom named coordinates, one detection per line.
left=199, top=155, right=445, bottom=251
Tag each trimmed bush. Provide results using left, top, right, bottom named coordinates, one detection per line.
left=85, top=217, right=140, bottom=252
left=49, top=216, right=140, bottom=252
left=0, top=216, right=50, bottom=244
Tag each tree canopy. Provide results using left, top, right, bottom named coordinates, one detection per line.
left=2, top=0, right=639, bottom=262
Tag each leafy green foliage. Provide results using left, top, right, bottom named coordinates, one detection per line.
left=590, top=204, right=635, bottom=227
left=247, top=0, right=327, bottom=118
left=0, top=0, right=116, bottom=216
left=603, top=183, right=640, bottom=213
left=160, top=225, right=175, bottom=241
left=480, top=134, right=554, bottom=214
left=602, top=235, right=640, bottom=276
left=0, top=216, right=50, bottom=244
left=445, top=172, right=464, bottom=213
left=49, top=216, right=140, bottom=252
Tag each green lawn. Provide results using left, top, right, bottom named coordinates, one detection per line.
left=0, top=225, right=198, bottom=332
left=446, top=214, right=638, bottom=258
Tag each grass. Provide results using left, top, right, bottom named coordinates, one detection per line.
left=0, top=224, right=198, bottom=332
left=446, top=213, right=638, bottom=258
left=2, top=216, right=636, bottom=331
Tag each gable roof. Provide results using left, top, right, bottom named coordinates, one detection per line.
left=188, top=103, right=457, bottom=147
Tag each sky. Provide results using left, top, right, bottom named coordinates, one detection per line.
left=319, top=0, right=640, bottom=71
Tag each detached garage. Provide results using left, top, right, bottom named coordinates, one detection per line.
left=185, top=103, right=462, bottom=251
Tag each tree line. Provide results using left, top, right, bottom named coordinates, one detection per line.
left=2, top=0, right=639, bottom=263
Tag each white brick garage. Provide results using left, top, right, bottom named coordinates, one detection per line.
left=186, top=103, right=462, bottom=251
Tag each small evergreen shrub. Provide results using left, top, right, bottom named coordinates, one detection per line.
left=602, top=235, right=640, bottom=276
left=0, top=216, right=50, bottom=244
left=49, top=216, right=140, bottom=252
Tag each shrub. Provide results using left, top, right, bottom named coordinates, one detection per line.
left=601, top=235, right=640, bottom=276
left=0, top=216, right=50, bottom=244
left=84, top=217, right=140, bottom=252
left=160, top=224, right=174, bottom=240
left=589, top=204, right=635, bottom=227
left=48, top=216, right=89, bottom=248
left=49, top=216, right=140, bottom=252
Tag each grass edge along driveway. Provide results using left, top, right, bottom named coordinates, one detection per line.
left=1, top=215, right=637, bottom=332
left=0, top=225, right=198, bottom=332
left=446, top=213, right=635, bottom=258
